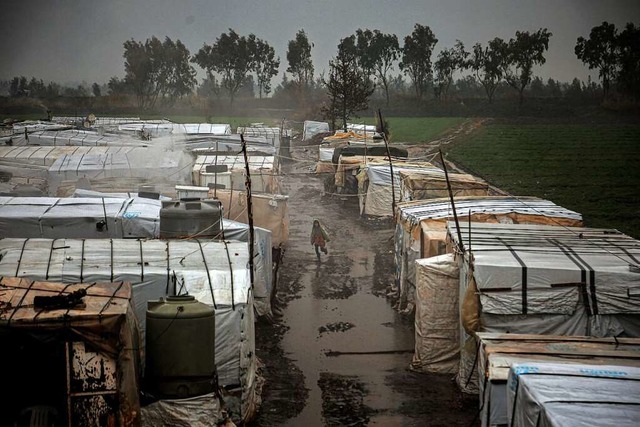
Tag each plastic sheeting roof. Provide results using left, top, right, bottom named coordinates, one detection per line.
left=398, top=196, right=582, bottom=226
left=363, top=161, right=442, bottom=186
left=0, top=145, right=135, bottom=167
left=193, top=155, right=275, bottom=173
left=449, top=221, right=640, bottom=316
left=508, top=362, right=640, bottom=427
left=12, top=129, right=147, bottom=147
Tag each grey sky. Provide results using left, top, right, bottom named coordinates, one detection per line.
left=1, top=0, right=639, bottom=86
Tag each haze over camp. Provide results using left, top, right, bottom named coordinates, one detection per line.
left=1, top=1, right=640, bottom=426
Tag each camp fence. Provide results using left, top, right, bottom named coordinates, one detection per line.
left=395, top=196, right=583, bottom=312
left=476, top=333, right=640, bottom=427
left=448, top=221, right=640, bottom=393
left=507, top=362, right=640, bottom=427
left=0, top=237, right=259, bottom=423
left=0, top=196, right=274, bottom=317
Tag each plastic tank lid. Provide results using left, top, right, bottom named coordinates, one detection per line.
left=147, top=295, right=215, bottom=318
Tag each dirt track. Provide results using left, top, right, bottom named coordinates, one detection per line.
left=252, top=137, right=479, bottom=426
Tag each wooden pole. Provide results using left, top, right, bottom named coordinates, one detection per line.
left=377, top=109, right=396, bottom=220
left=439, top=149, right=465, bottom=254
left=240, top=134, right=255, bottom=289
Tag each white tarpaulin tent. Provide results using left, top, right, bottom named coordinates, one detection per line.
left=395, top=197, right=583, bottom=312
left=356, top=161, right=441, bottom=217
left=303, top=120, right=329, bottom=141
left=0, top=146, right=135, bottom=196
left=0, top=196, right=161, bottom=238
left=449, top=221, right=640, bottom=393
left=0, top=237, right=259, bottom=423
left=0, top=196, right=274, bottom=317
left=192, top=155, right=279, bottom=193
left=507, top=362, right=640, bottom=427
left=47, top=148, right=191, bottom=196
left=476, top=333, right=640, bottom=427
left=411, top=254, right=460, bottom=374
left=11, top=129, right=147, bottom=147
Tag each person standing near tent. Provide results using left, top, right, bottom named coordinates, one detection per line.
left=310, top=219, right=330, bottom=260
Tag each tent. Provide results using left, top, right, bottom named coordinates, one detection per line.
left=303, top=120, right=329, bottom=141
left=356, top=161, right=441, bottom=217
left=476, top=333, right=640, bottom=427
left=192, top=155, right=279, bottom=193
left=411, top=254, right=460, bottom=374
left=449, top=221, right=640, bottom=393
left=211, top=189, right=289, bottom=247
left=0, top=237, right=260, bottom=423
left=0, top=196, right=274, bottom=317
left=507, top=362, right=640, bottom=427
left=399, top=169, right=491, bottom=202
left=11, top=129, right=147, bottom=147
left=47, top=148, right=191, bottom=197
left=0, top=146, right=135, bottom=196
left=395, top=197, right=583, bottom=312
left=0, top=277, right=140, bottom=427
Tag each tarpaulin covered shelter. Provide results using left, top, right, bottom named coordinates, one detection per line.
left=411, top=254, right=461, bottom=374
left=507, top=362, right=640, bottom=427
left=0, top=196, right=274, bottom=317
left=47, top=148, right=191, bottom=197
left=182, top=135, right=276, bottom=157
left=0, top=277, right=140, bottom=427
left=11, top=129, right=147, bottom=147
left=192, top=155, right=280, bottom=193
left=395, top=197, right=583, bottom=312
left=399, top=169, right=491, bottom=202
left=316, top=130, right=384, bottom=174
left=356, top=161, right=441, bottom=217
left=211, top=189, right=289, bottom=247
left=0, top=237, right=260, bottom=423
left=0, top=146, right=135, bottom=196
left=449, top=222, right=640, bottom=393
left=303, top=120, right=329, bottom=141
left=476, top=333, right=640, bottom=427
left=0, top=196, right=161, bottom=238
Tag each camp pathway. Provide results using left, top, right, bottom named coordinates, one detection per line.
left=252, top=143, right=478, bottom=426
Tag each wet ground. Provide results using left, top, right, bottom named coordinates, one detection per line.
left=253, top=141, right=479, bottom=426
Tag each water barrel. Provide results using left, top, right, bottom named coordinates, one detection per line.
left=159, top=199, right=222, bottom=239
left=145, top=295, right=216, bottom=398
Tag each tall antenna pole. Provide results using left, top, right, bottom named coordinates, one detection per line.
left=439, top=149, right=465, bottom=254
left=241, top=134, right=255, bottom=289
left=377, top=109, right=396, bottom=220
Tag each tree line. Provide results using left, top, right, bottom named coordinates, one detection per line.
left=1, top=22, right=637, bottom=117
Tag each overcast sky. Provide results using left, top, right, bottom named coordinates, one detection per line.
left=2, top=0, right=639, bottom=87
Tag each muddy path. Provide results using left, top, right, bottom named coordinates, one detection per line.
left=253, top=141, right=479, bottom=426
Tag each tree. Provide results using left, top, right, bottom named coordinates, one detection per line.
left=575, top=22, right=619, bottom=99
left=353, top=29, right=400, bottom=105
left=617, top=23, right=640, bottom=99
left=9, top=77, right=20, bottom=97
left=193, top=29, right=255, bottom=107
left=501, top=29, right=552, bottom=105
left=469, top=38, right=505, bottom=103
left=323, top=45, right=374, bottom=132
left=433, top=40, right=468, bottom=101
left=251, top=36, right=279, bottom=98
left=286, top=29, right=314, bottom=92
left=400, top=24, right=438, bottom=101
left=92, top=82, right=101, bottom=97
left=123, top=36, right=196, bottom=109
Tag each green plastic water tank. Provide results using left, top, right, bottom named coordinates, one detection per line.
left=159, top=199, right=222, bottom=239
left=145, top=295, right=216, bottom=398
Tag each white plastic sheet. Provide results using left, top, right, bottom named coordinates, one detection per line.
left=303, top=121, right=329, bottom=141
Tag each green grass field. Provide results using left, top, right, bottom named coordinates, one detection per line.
left=362, top=117, right=465, bottom=143
left=446, top=123, right=640, bottom=238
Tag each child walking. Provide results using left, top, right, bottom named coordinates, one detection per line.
left=310, top=219, right=330, bottom=260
